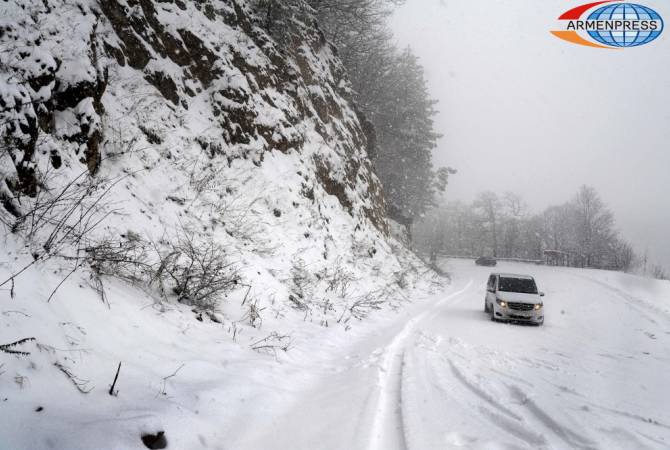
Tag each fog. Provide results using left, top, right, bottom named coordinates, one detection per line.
left=391, top=0, right=670, bottom=269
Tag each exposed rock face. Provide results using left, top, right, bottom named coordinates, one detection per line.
left=0, top=2, right=108, bottom=196
left=0, top=0, right=402, bottom=324
left=0, top=0, right=386, bottom=233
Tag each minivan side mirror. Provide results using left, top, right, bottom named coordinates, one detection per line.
left=540, top=292, right=545, bottom=297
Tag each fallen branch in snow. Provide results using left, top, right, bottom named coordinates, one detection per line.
left=0, top=262, right=40, bottom=290
left=156, top=363, right=185, bottom=397
left=1, top=310, right=30, bottom=318
left=0, top=337, right=35, bottom=356
left=47, top=261, right=84, bottom=303
left=54, top=362, right=93, bottom=394
left=109, top=362, right=121, bottom=396
left=89, top=272, right=109, bottom=308
left=250, top=332, right=292, bottom=357
left=240, top=284, right=252, bottom=306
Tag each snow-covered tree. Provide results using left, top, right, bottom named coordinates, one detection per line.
left=473, top=192, right=502, bottom=258
left=570, top=185, right=616, bottom=267
left=371, top=48, right=447, bottom=225
left=310, top=0, right=454, bottom=229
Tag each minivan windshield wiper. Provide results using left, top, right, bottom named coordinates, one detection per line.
left=499, top=278, right=538, bottom=294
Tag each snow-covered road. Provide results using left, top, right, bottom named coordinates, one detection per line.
left=240, top=259, right=670, bottom=450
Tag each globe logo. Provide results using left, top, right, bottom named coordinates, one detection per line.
left=588, top=3, right=664, bottom=47
left=551, top=1, right=664, bottom=49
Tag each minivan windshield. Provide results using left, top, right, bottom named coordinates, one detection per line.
left=498, top=277, right=538, bottom=294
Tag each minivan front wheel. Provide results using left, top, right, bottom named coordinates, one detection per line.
left=484, top=299, right=490, bottom=313
left=490, top=305, right=496, bottom=322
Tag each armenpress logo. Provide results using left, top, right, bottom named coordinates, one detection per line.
left=551, top=1, right=664, bottom=48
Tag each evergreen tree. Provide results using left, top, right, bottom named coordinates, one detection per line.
left=309, top=1, right=454, bottom=229
left=372, top=48, right=446, bottom=225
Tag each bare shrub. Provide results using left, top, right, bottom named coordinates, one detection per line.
left=153, top=231, right=240, bottom=310
left=77, top=226, right=240, bottom=311
left=287, top=258, right=315, bottom=310
left=320, top=258, right=358, bottom=297
left=102, top=124, right=144, bottom=161
left=85, top=233, right=152, bottom=284
left=239, top=296, right=264, bottom=328
left=0, top=169, right=127, bottom=294
left=11, top=170, right=111, bottom=254
left=345, top=292, right=387, bottom=321
left=1, top=152, right=238, bottom=312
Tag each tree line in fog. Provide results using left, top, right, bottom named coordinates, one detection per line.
left=414, top=185, right=667, bottom=278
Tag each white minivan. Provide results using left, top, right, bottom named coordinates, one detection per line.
left=484, top=273, right=545, bottom=325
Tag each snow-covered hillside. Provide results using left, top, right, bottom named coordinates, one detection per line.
left=0, top=1, right=439, bottom=448
left=0, top=1, right=427, bottom=341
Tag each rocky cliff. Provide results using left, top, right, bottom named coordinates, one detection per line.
left=0, top=3, right=440, bottom=447
left=0, top=0, right=433, bottom=337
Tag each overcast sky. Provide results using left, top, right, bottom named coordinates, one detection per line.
left=391, top=0, right=670, bottom=269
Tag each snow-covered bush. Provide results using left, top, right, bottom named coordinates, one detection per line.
left=85, top=233, right=152, bottom=285
left=87, top=230, right=240, bottom=311
left=288, top=258, right=315, bottom=311
left=153, top=232, right=240, bottom=310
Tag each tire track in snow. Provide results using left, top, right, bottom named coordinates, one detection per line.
left=422, top=351, right=548, bottom=448
left=447, top=359, right=523, bottom=421
left=508, top=385, right=597, bottom=449
left=367, top=281, right=473, bottom=450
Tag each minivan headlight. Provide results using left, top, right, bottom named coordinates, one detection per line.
left=534, top=304, right=542, bottom=310
left=496, top=298, right=507, bottom=307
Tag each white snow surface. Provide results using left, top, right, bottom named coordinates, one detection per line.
left=2, top=258, right=669, bottom=449
left=0, top=2, right=668, bottom=449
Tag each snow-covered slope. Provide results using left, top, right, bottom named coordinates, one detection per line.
left=0, top=1, right=439, bottom=448
left=0, top=0, right=425, bottom=336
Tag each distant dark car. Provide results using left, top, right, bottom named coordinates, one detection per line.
left=475, top=256, right=497, bottom=267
